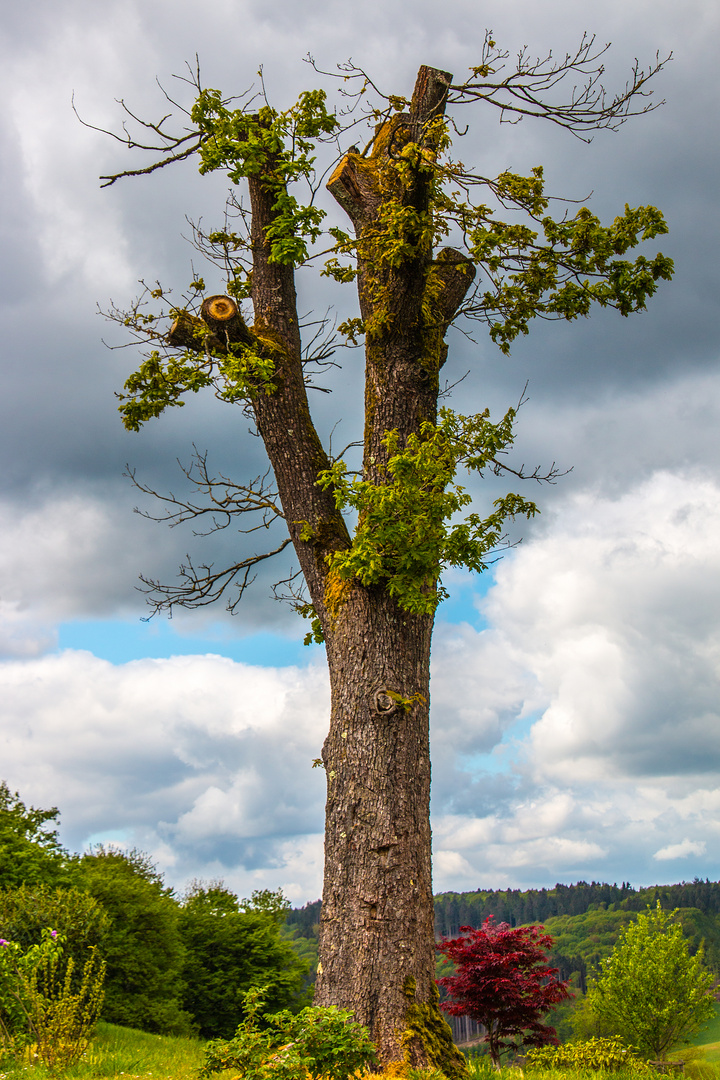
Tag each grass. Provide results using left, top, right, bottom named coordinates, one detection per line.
left=0, top=1022, right=204, bottom=1080
left=4, top=1021, right=720, bottom=1080
left=688, top=1007, right=720, bottom=1061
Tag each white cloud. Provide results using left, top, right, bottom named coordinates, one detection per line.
left=429, top=469, right=720, bottom=890
left=654, top=838, right=707, bottom=861
left=0, top=491, right=170, bottom=655
left=1, top=0, right=720, bottom=901
left=486, top=470, right=720, bottom=785
left=0, top=649, right=329, bottom=896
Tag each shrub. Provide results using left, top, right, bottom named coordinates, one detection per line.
left=526, top=1036, right=649, bottom=1072
left=0, top=884, right=110, bottom=988
left=199, top=984, right=377, bottom=1080
left=0, top=927, right=105, bottom=1070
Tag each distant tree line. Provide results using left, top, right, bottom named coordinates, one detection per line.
left=433, top=879, right=720, bottom=935
left=287, top=880, right=720, bottom=1001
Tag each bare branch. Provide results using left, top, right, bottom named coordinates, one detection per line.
left=138, top=538, right=292, bottom=617
left=74, top=62, right=258, bottom=188
left=449, top=31, right=671, bottom=140
left=126, top=448, right=285, bottom=537
left=100, top=141, right=205, bottom=188
left=489, top=457, right=571, bottom=484
left=126, top=448, right=291, bottom=616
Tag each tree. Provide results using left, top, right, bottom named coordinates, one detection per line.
left=74, top=848, right=193, bottom=1034
left=179, top=883, right=308, bottom=1038
left=89, top=35, right=672, bottom=1069
left=0, top=782, right=70, bottom=889
left=584, top=903, right=716, bottom=1060
left=437, top=918, right=570, bottom=1067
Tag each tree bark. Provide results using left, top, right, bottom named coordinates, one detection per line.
left=315, top=589, right=443, bottom=1065
left=311, top=67, right=473, bottom=1075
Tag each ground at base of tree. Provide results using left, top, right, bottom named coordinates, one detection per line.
left=4, top=1024, right=720, bottom=1080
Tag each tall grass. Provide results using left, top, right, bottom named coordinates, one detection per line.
left=0, top=1022, right=203, bottom=1080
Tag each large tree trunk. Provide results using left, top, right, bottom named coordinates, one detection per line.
left=314, top=591, right=457, bottom=1067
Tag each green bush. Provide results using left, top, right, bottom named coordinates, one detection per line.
left=0, top=927, right=105, bottom=1070
left=199, top=984, right=377, bottom=1080
left=74, top=848, right=193, bottom=1035
left=0, top=884, right=110, bottom=990
left=526, top=1036, right=649, bottom=1072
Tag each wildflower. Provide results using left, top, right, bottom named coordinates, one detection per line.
left=0, top=939, right=8, bottom=947
left=50, top=930, right=57, bottom=938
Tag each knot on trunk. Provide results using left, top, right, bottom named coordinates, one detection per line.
left=374, top=688, right=398, bottom=715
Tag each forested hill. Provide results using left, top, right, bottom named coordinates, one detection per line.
left=431, top=880, right=720, bottom=991
left=287, top=879, right=720, bottom=938
left=286, top=879, right=720, bottom=991
left=432, top=878, right=720, bottom=936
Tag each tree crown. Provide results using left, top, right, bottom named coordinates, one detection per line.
left=587, top=903, right=716, bottom=1060
left=89, top=45, right=673, bottom=629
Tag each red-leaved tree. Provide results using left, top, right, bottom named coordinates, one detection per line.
left=437, top=919, right=571, bottom=1068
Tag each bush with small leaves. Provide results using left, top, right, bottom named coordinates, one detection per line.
left=199, top=984, right=377, bottom=1080
left=0, top=927, right=105, bottom=1070
left=526, top=1036, right=651, bottom=1072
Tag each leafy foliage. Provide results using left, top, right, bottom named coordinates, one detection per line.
left=0, top=927, right=105, bottom=1070
left=437, top=918, right=571, bottom=1067
left=179, top=884, right=308, bottom=1038
left=0, top=884, right=110, bottom=997
left=584, top=903, right=716, bottom=1060
left=526, top=1036, right=649, bottom=1072
left=191, top=88, right=338, bottom=266
left=104, top=57, right=673, bottom=627
left=0, top=782, right=70, bottom=889
left=319, top=408, right=537, bottom=616
left=199, top=984, right=377, bottom=1080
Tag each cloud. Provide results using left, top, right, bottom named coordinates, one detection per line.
left=2, top=466, right=720, bottom=899
left=1, top=0, right=720, bottom=902
left=428, top=469, right=720, bottom=890
left=654, top=839, right=707, bottom=861
left=0, top=649, right=329, bottom=896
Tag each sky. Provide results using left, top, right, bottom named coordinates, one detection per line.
left=1, top=0, right=719, bottom=906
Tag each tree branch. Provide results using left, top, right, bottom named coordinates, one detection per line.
left=126, top=448, right=285, bottom=537
left=126, top=448, right=292, bottom=616
left=138, top=540, right=292, bottom=617
left=449, top=31, right=671, bottom=140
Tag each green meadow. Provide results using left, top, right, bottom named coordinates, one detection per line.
left=4, top=1019, right=720, bottom=1080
